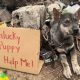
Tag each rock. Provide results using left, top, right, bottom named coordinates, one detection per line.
left=11, top=5, right=46, bottom=29
left=0, top=8, right=11, bottom=22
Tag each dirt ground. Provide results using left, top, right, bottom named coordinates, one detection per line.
left=1, top=50, right=80, bottom=80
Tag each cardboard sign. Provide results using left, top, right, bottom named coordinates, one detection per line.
left=0, top=23, right=44, bottom=74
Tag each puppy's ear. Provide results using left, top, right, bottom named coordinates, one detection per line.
left=77, top=9, right=80, bottom=20
left=53, top=8, right=60, bottom=22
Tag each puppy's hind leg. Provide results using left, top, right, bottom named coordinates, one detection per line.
left=70, top=47, right=80, bottom=75
left=60, top=54, right=72, bottom=78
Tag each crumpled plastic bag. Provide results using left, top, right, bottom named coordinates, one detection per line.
left=62, top=4, right=80, bottom=14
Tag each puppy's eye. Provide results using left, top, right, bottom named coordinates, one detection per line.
left=63, top=19, right=71, bottom=26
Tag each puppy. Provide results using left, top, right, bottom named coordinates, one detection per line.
left=41, top=8, right=80, bottom=78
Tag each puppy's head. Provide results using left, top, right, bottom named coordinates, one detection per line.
left=52, top=8, right=79, bottom=37
left=42, top=8, right=79, bottom=47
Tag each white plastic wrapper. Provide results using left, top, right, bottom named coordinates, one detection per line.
left=62, top=4, right=80, bottom=14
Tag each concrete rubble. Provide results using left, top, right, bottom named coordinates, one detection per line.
left=11, top=5, right=46, bottom=29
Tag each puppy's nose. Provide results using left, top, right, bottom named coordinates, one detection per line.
left=73, top=28, right=79, bottom=35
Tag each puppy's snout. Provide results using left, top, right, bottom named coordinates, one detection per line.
left=73, top=28, right=79, bottom=35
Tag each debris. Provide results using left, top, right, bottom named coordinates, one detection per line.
left=11, top=5, right=46, bottom=29
left=40, top=49, right=58, bottom=64
left=62, top=4, right=80, bottom=14
left=0, top=8, right=11, bottom=22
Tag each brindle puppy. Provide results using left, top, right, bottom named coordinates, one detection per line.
left=41, top=8, right=80, bottom=78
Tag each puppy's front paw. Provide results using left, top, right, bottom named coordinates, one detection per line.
left=63, top=67, right=72, bottom=79
left=73, top=65, right=80, bottom=75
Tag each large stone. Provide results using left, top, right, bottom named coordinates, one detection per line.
left=11, top=5, right=46, bottom=29
left=0, top=8, right=11, bottom=22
